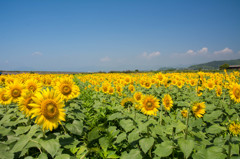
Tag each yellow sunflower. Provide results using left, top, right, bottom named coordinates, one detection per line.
left=229, top=121, right=240, bottom=136
left=192, top=102, right=206, bottom=118
left=128, top=84, right=135, bottom=93
left=141, top=95, right=160, bottom=116
left=229, top=83, right=240, bottom=103
left=181, top=109, right=188, bottom=118
left=121, top=97, right=135, bottom=108
left=215, top=85, right=222, bottom=97
left=55, top=77, right=80, bottom=101
left=108, top=86, right=115, bottom=95
left=29, top=88, right=66, bottom=131
left=0, top=89, right=12, bottom=105
left=133, top=92, right=143, bottom=103
left=18, top=91, right=35, bottom=117
left=6, top=80, right=24, bottom=103
left=25, top=78, right=42, bottom=93
left=162, top=94, right=173, bottom=111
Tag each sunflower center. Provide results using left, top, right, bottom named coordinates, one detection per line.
left=12, top=89, right=21, bottom=98
left=42, top=101, right=59, bottom=120
left=28, top=85, right=37, bottom=92
left=146, top=101, right=153, bottom=109
left=61, top=85, right=72, bottom=95
left=136, top=95, right=141, bottom=101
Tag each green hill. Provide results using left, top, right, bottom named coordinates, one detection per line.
left=188, top=59, right=240, bottom=70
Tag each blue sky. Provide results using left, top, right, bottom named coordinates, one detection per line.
left=1, top=0, right=240, bottom=72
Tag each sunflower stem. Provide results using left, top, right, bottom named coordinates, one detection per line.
left=185, top=108, right=190, bottom=140
left=60, top=123, right=67, bottom=135
left=42, top=130, right=45, bottom=139
left=27, top=116, right=31, bottom=125
left=228, top=134, right=232, bottom=159
left=160, top=104, right=163, bottom=125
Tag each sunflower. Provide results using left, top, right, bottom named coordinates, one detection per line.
left=205, top=80, right=215, bottom=90
left=215, top=85, right=222, bottom=97
left=121, top=97, right=134, bottom=108
left=229, top=83, right=240, bottom=103
left=108, top=86, right=115, bottom=95
left=141, top=95, right=160, bottom=116
left=162, top=94, right=173, bottom=111
left=18, top=91, right=35, bottom=117
left=6, top=80, right=24, bottom=103
left=197, top=86, right=203, bottom=96
left=181, top=109, right=188, bottom=118
left=0, top=89, right=12, bottom=105
left=192, top=102, right=206, bottom=118
left=133, top=92, right=143, bottom=103
left=29, top=88, right=66, bottom=131
left=55, top=77, right=80, bottom=101
left=144, top=80, right=152, bottom=89
left=128, top=84, right=135, bottom=93
left=229, top=121, right=240, bottom=136
left=25, top=78, right=42, bottom=93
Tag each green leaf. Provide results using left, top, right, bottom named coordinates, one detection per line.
left=99, top=137, right=110, bottom=152
left=115, top=132, right=126, bottom=143
left=154, top=141, right=173, bottom=157
left=40, top=139, right=61, bottom=158
left=11, top=125, right=39, bottom=153
left=120, top=119, right=135, bottom=132
left=139, top=137, right=154, bottom=153
left=175, top=120, right=186, bottom=134
left=206, top=124, right=226, bottom=134
left=108, top=113, right=124, bottom=120
left=0, top=126, right=11, bottom=136
left=205, top=146, right=226, bottom=159
left=128, top=129, right=140, bottom=143
left=38, top=153, right=48, bottom=159
left=54, top=154, right=70, bottom=159
left=14, top=125, right=31, bottom=136
left=88, top=127, right=100, bottom=142
left=66, top=120, right=83, bottom=136
left=106, top=151, right=119, bottom=158
left=203, top=110, right=222, bottom=123
left=121, top=149, right=142, bottom=159
left=178, top=138, right=195, bottom=158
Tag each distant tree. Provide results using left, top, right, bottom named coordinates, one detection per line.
left=219, top=63, right=229, bottom=70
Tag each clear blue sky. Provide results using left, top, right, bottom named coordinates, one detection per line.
left=1, top=0, right=240, bottom=72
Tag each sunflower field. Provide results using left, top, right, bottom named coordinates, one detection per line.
left=0, top=70, right=240, bottom=159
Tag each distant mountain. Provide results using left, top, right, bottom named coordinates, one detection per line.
left=188, top=59, right=240, bottom=70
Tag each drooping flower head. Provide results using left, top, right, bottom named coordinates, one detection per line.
left=29, top=88, right=66, bottom=131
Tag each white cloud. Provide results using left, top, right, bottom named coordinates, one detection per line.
left=185, top=47, right=208, bottom=56
left=198, top=47, right=208, bottom=54
left=238, top=50, right=240, bottom=54
left=32, top=52, right=42, bottom=56
left=142, top=51, right=161, bottom=59
left=214, top=47, right=233, bottom=55
left=186, top=49, right=195, bottom=55
left=100, top=56, right=111, bottom=62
